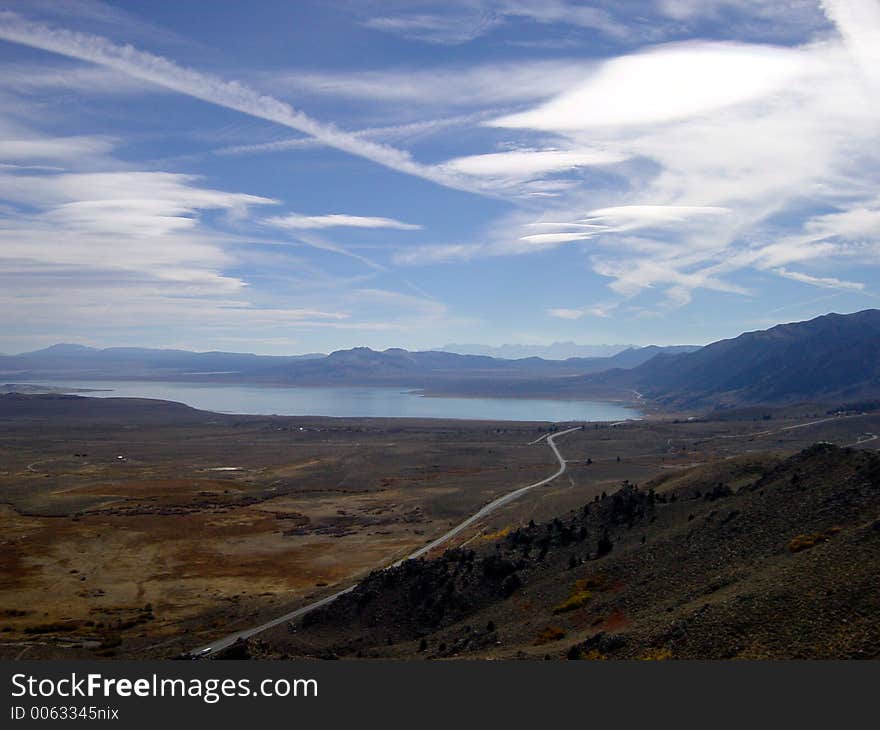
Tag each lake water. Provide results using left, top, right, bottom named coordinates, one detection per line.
left=38, top=380, right=642, bottom=422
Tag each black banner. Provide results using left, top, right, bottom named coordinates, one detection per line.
left=1, top=660, right=875, bottom=728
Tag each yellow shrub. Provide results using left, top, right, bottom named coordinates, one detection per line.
left=553, top=589, right=592, bottom=614
left=640, top=648, right=673, bottom=661
left=477, top=526, right=512, bottom=543
left=581, top=649, right=607, bottom=660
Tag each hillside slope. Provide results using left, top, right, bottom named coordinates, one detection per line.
left=249, top=443, right=880, bottom=660
left=632, top=309, right=880, bottom=409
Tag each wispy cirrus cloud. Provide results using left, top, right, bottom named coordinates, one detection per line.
left=1, top=0, right=192, bottom=46
left=582, top=205, right=732, bottom=228
left=0, top=135, right=115, bottom=161
left=520, top=206, right=732, bottom=243
left=426, top=5, right=880, bottom=310
left=546, top=307, right=585, bottom=320
left=441, top=148, right=627, bottom=178
left=393, top=243, right=480, bottom=266
left=0, top=60, right=155, bottom=95
left=658, top=0, right=830, bottom=40
left=269, top=60, right=599, bottom=110
left=362, top=12, right=497, bottom=45
left=0, top=11, right=475, bottom=193
left=0, top=167, right=276, bottom=289
left=547, top=301, right=618, bottom=320
left=0, top=134, right=458, bottom=351
left=215, top=114, right=486, bottom=157
left=773, top=268, right=865, bottom=291
left=358, top=0, right=629, bottom=45
left=357, top=0, right=828, bottom=48
left=266, top=213, right=421, bottom=231
left=1, top=0, right=877, bottom=353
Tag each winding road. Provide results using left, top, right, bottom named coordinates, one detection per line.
left=187, top=426, right=582, bottom=657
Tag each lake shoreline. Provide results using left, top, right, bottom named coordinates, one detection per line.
left=19, top=379, right=644, bottom=422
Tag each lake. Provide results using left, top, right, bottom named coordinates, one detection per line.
left=38, top=380, right=642, bottom=422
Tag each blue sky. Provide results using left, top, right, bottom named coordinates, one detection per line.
left=0, top=0, right=878, bottom=355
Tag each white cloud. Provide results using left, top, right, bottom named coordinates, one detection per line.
left=0, top=168, right=275, bottom=289
left=442, top=148, right=628, bottom=178
left=0, top=135, right=114, bottom=161
left=802, top=204, right=880, bottom=242
left=659, top=0, right=827, bottom=30
left=0, top=277, right=352, bottom=345
left=358, top=1, right=628, bottom=45
left=393, top=243, right=480, bottom=266
left=455, top=8, right=880, bottom=306
left=2, top=0, right=877, bottom=343
left=272, top=60, right=599, bottom=109
left=271, top=231, right=388, bottom=272
left=495, top=0, right=628, bottom=37
left=593, top=257, right=749, bottom=302
left=820, top=0, right=880, bottom=85
left=362, top=13, right=496, bottom=44
left=266, top=213, right=421, bottom=231
left=491, top=41, right=812, bottom=130
left=548, top=302, right=617, bottom=320
left=515, top=205, right=732, bottom=261
left=520, top=232, right=595, bottom=245
left=584, top=205, right=731, bottom=225
left=0, top=169, right=272, bottom=214
left=216, top=115, right=484, bottom=157
left=0, top=60, right=154, bottom=95
left=347, top=288, right=448, bottom=319
left=773, top=267, right=865, bottom=290
left=0, top=158, right=461, bottom=349
left=0, top=11, right=474, bottom=193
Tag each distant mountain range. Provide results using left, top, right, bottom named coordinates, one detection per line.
left=0, top=344, right=323, bottom=381
left=514, top=309, right=879, bottom=410
left=264, top=345, right=701, bottom=385
left=438, top=342, right=635, bottom=360
left=2, top=310, right=875, bottom=411
left=0, top=342, right=699, bottom=388
left=418, top=310, right=880, bottom=410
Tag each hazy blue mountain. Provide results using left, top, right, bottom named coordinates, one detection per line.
left=631, top=309, right=880, bottom=408
left=269, top=345, right=704, bottom=385
left=439, top=342, right=633, bottom=359
left=597, top=345, right=702, bottom=369
left=432, top=310, right=880, bottom=409
left=0, top=342, right=698, bottom=387
left=0, top=345, right=324, bottom=380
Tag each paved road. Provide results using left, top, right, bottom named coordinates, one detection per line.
left=187, top=425, right=582, bottom=658
left=845, top=432, right=877, bottom=447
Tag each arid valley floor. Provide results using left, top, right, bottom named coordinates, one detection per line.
left=0, top=393, right=878, bottom=659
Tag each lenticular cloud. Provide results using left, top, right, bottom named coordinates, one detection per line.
left=490, top=41, right=811, bottom=130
